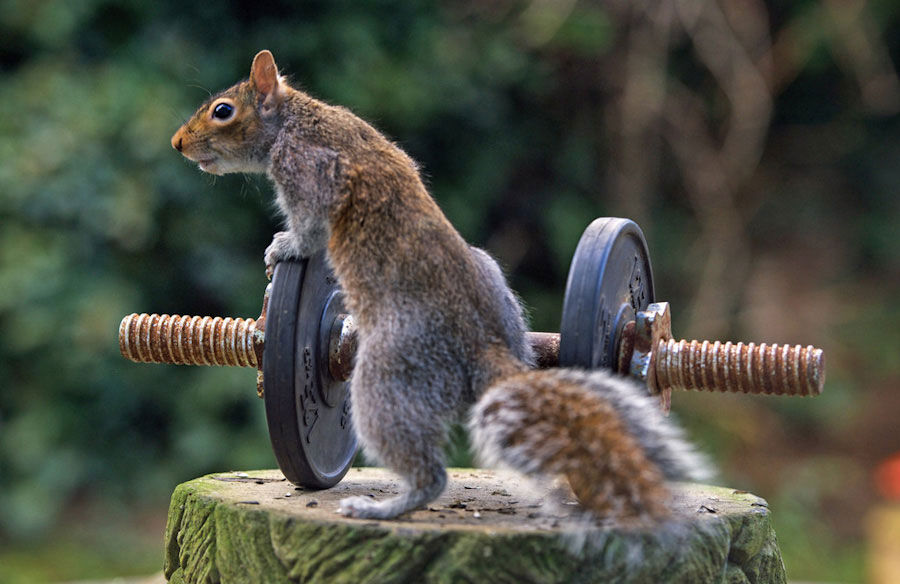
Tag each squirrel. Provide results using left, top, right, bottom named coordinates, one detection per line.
left=171, top=50, right=711, bottom=524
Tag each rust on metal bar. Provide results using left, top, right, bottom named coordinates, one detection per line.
left=328, top=314, right=358, bottom=382
left=653, top=338, right=825, bottom=397
left=119, top=306, right=826, bottom=402
left=118, top=313, right=258, bottom=368
left=528, top=332, right=560, bottom=369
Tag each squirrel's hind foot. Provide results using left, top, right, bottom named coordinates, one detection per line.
left=338, top=472, right=447, bottom=519
left=338, top=494, right=423, bottom=520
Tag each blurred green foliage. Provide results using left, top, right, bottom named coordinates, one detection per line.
left=1, top=1, right=898, bottom=581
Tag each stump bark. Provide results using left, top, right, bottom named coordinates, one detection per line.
left=164, top=468, right=785, bottom=583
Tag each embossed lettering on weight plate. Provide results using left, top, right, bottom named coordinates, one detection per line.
left=628, top=255, right=646, bottom=313
left=340, top=397, right=351, bottom=430
left=300, top=347, right=319, bottom=442
left=596, top=298, right=611, bottom=367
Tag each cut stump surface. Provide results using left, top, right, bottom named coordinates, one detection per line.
left=165, top=468, right=785, bottom=583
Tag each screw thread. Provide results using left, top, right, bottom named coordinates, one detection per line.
left=118, top=313, right=258, bottom=368
left=654, top=339, right=825, bottom=397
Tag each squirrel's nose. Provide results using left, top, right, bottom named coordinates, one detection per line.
left=171, top=133, right=183, bottom=152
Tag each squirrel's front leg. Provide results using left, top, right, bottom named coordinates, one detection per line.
left=263, top=219, right=330, bottom=277
left=264, top=145, right=343, bottom=277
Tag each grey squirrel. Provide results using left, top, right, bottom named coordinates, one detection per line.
left=171, top=50, right=711, bottom=523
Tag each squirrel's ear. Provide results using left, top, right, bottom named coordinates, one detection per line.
left=250, top=50, right=282, bottom=113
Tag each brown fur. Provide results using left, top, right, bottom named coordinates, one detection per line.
left=478, top=367, right=671, bottom=523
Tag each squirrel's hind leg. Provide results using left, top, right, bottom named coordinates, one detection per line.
left=339, top=368, right=451, bottom=519
left=338, top=441, right=447, bottom=519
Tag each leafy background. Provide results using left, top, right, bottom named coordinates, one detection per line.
left=1, top=1, right=898, bottom=582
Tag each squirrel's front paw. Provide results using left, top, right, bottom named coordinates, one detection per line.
left=264, top=231, right=300, bottom=279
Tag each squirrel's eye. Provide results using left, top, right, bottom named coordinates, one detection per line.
left=212, top=103, right=235, bottom=120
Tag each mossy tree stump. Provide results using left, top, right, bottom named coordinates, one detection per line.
left=164, top=468, right=785, bottom=583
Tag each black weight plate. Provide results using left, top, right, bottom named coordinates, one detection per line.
left=263, top=251, right=357, bottom=488
left=559, top=218, right=654, bottom=370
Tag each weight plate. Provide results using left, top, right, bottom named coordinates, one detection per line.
left=263, top=251, right=357, bottom=488
left=559, top=218, right=655, bottom=370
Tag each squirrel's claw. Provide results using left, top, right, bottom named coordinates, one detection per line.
left=264, top=231, right=301, bottom=278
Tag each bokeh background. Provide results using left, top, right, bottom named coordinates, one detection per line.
left=1, top=1, right=898, bottom=582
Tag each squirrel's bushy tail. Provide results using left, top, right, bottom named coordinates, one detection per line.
left=469, top=368, right=713, bottom=524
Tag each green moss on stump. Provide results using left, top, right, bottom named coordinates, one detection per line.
left=164, top=469, right=786, bottom=584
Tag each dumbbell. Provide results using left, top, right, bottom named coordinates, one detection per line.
left=118, top=218, right=825, bottom=489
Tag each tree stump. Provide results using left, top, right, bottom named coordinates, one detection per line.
left=164, top=468, right=785, bottom=583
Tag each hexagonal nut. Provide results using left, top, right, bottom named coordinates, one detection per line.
left=628, top=302, right=673, bottom=412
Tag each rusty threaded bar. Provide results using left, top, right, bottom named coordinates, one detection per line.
left=119, top=312, right=827, bottom=399
left=653, top=339, right=825, bottom=397
left=119, top=313, right=258, bottom=368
